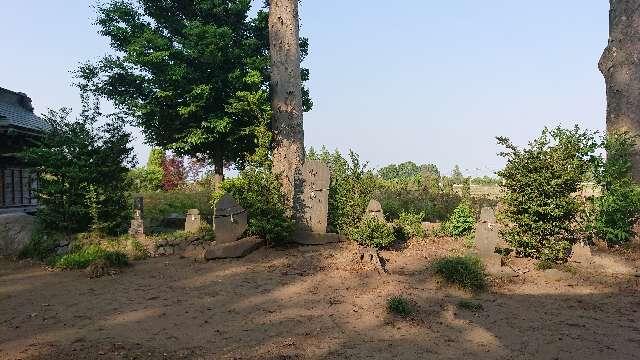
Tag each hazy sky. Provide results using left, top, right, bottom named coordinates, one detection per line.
left=1, top=0, right=609, bottom=176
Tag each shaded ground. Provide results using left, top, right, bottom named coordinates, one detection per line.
left=1, top=238, right=639, bottom=359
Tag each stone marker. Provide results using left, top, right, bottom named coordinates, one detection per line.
left=184, top=209, right=201, bottom=233
left=298, top=160, right=331, bottom=233
left=365, top=199, right=385, bottom=221
left=474, top=207, right=501, bottom=271
left=0, top=213, right=36, bottom=256
left=128, top=199, right=145, bottom=239
left=214, top=194, right=248, bottom=244
left=205, top=236, right=265, bottom=260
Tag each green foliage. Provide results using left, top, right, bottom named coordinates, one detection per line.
left=20, top=226, right=67, bottom=261
left=135, top=191, right=212, bottom=231
left=386, top=296, right=413, bottom=317
left=470, top=176, right=502, bottom=186
left=375, top=180, right=462, bottom=222
left=432, top=255, right=487, bottom=292
left=52, top=245, right=128, bottom=270
left=457, top=300, right=483, bottom=311
left=450, top=165, right=465, bottom=185
left=147, top=148, right=166, bottom=168
left=592, top=132, right=640, bottom=246
left=307, top=147, right=378, bottom=234
left=394, top=211, right=427, bottom=240
left=378, top=161, right=440, bottom=183
left=217, top=167, right=295, bottom=245
left=350, top=216, right=396, bottom=249
left=78, top=1, right=312, bottom=175
left=128, top=166, right=163, bottom=192
left=22, top=97, right=135, bottom=235
left=440, top=201, right=476, bottom=237
left=496, top=126, right=599, bottom=262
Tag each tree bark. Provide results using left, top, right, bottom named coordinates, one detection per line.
left=213, top=158, right=224, bottom=189
left=269, top=0, right=305, bottom=214
left=600, top=0, right=640, bottom=181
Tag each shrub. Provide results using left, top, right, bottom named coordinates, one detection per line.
left=52, top=245, right=128, bottom=270
left=375, top=180, right=461, bottom=222
left=135, top=191, right=212, bottom=231
left=350, top=216, right=396, bottom=249
left=307, top=147, right=378, bottom=234
left=394, top=211, right=427, bottom=240
left=496, top=126, right=599, bottom=262
left=441, top=201, right=476, bottom=237
left=457, top=300, right=483, bottom=311
left=592, top=132, right=640, bottom=246
left=432, top=255, right=487, bottom=292
left=386, top=296, right=413, bottom=317
left=22, top=99, right=135, bottom=236
left=216, top=167, right=295, bottom=245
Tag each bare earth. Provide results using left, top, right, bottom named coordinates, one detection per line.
left=1, top=238, right=639, bottom=360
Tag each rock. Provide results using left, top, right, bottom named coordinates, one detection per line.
left=205, top=236, right=265, bottom=260
left=184, top=209, right=202, bottom=233
left=128, top=219, right=144, bottom=239
left=213, top=194, right=248, bottom=244
left=298, top=160, right=331, bottom=233
left=542, top=269, right=572, bottom=281
left=474, top=207, right=502, bottom=271
left=181, top=244, right=207, bottom=261
left=570, top=243, right=592, bottom=264
left=365, top=199, right=385, bottom=221
left=0, top=213, right=36, bottom=257
left=293, top=232, right=343, bottom=245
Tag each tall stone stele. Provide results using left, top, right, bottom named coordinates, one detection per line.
left=600, top=0, right=640, bottom=181
left=269, top=0, right=305, bottom=214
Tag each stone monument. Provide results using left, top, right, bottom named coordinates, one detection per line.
left=184, top=209, right=202, bottom=233
left=213, top=194, right=248, bottom=244
left=128, top=196, right=145, bottom=239
left=365, top=199, right=385, bottom=222
left=474, top=207, right=501, bottom=271
left=299, top=160, right=331, bottom=233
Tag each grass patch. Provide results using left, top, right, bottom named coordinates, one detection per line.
left=535, top=260, right=556, bottom=270
left=432, top=255, right=487, bottom=292
left=457, top=299, right=484, bottom=311
left=52, top=245, right=128, bottom=270
left=386, top=296, right=413, bottom=317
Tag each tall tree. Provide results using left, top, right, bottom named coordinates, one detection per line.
left=600, top=0, right=640, bottom=181
left=78, top=0, right=310, bottom=181
left=268, top=0, right=305, bottom=212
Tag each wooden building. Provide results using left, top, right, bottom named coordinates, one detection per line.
left=0, top=87, right=47, bottom=214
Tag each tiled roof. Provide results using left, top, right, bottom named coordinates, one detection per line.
left=0, top=88, right=48, bottom=132
left=0, top=102, right=48, bottom=131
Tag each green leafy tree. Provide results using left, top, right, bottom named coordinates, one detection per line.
left=77, top=0, right=311, bottom=178
left=496, top=126, right=598, bottom=262
left=23, top=96, right=135, bottom=235
left=592, top=132, right=640, bottom=245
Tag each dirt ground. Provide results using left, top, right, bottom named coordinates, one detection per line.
left=1, top=238, right=639, bottom=360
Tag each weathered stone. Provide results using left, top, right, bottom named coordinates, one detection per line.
left=357, top=246, right=387, bottom=274
left=205, top=236, right=265, bottom=260
left=184, top=209, right=202, bottom=233
left=181, top=244, right=207, bottom=261
left=569, top=243, right=592, bottom=264
left=128, top=219, right=144, bottom=239
left=298, top=160, right=331, bottom=233
left=421, top=222, right=440, bottom=233
left=133, top=196, right=144, bottom=219
left=293, top=232, right=343, bottom=245
left=213, top=194, right=248, bottom=244
left=365, top=199, right=385, bottom=221
left=0, top=213, right=36, bottom=257
left=475, top=207, right=501, bottom=271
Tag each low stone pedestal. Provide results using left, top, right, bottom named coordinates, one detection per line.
left=184, top=209, right=201, bottom=233
left=128, top=219, right=144, bottom=239
left=205, top=236, right=265, bottom=260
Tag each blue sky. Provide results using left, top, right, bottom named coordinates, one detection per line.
left=1, top=0, right=609, bottom=176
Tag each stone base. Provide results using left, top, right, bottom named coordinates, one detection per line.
left=0, top=213, right=35, bottom=256
left=205, top=236, right=265, bottom=260
left=293, top=232, right=344, bottom=245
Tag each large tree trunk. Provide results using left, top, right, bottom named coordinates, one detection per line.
left=269, top=0, right=305, bottom=213
left=600, top=0, right=640, bottom=181
left=213, top=158, right=224, bottom=189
